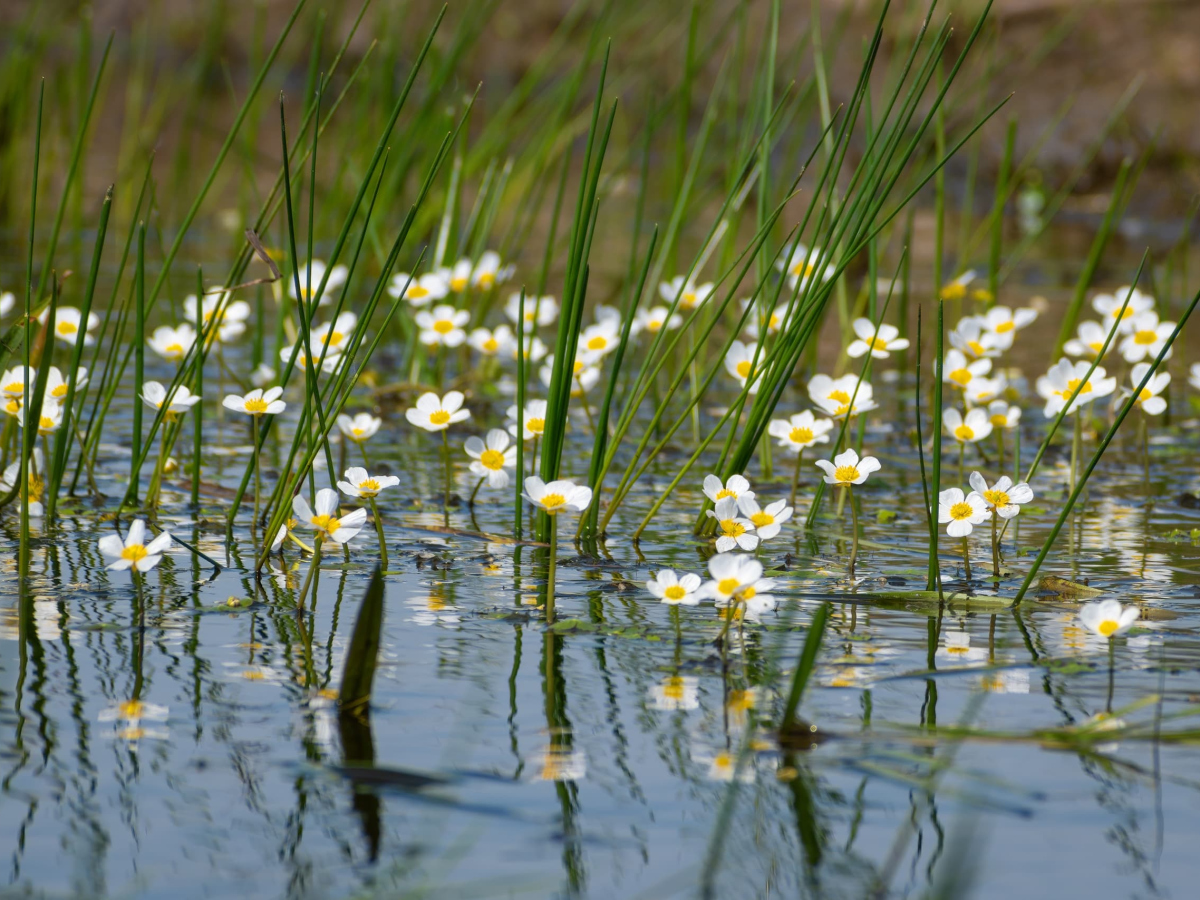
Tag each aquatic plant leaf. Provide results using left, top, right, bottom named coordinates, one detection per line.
left=339, top=565, right=385, bottom=716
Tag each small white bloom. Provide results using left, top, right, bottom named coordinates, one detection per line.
left=986, top=400, right=1021, bottom=430
left=814, top=448, right=880, bottom=486
left=578, top=318, right=621, bottom=361
left=767, top=410, right=833, bottom=454
left=44, top=365, right=88, bottom=402
left=387, top=270, right=449, bottom=306
left=338, top=412, right=382, bottom=442
left=706, top=496, right=759, bottom=552
left=540, top=356, right=600, bottom=396
left=405, top=391, right=470, bottom=432
left=468, top=326, right=507, bottom=356
left=702, top=474, right=754, bottom=504
left=979, top=306, right=1037, bottom=347
left=504, top=293, right=558, bottom=328
left=935, top=630, right=988, bottom=664
left=1118, top=310, right=1174, bottom=363
left=337, top=467, right=400, bottom=499
left=312, top=312, right=358, bottom=354
left=938, top=487, right=989, bottom=537
left=807, top=373, right=877, bottom=419
left=98, top=519, right=172, bottom=571
left=745, top=301, right=791, bottom=339
left=846, top=318, right=909, bottom=359
left=147, top=324, right=197, bottom=362
left=949, top=316, right=1004, bottom=359
left=964, top=374, right=1006, bottom=407
left=703, top=552, right=776, bottom=615
left=465, top=429, right=517, bottom=488
left=288, top=260, right=348, bottom=305
left=183, top=293, right=251, bottom=342
left=647, top=569, right=703, bottom=606
left=0, top=447, right=45, bottom=517
left=1063, top=320, right=1113, bottom=360
left=222, top=387, right=285, bottom=416
left=941, top=348, right=991, bottom=389
left=1092, top=286, right=1154, bottom=334
left=250, top=363, right=276, bottom=388
left=777, top=241, right=835, bottom=289
left=41, top=306, right=99, bottom=346
left=724, top=340, right=763, bottom=393
left=938, top=270, right=977, bottom=301
left=1079, top=599, right=1139, bottom=638
left=140, top=381, right=201, bottom=417
left=1127, top=363, right=1170, bottom=416
left=650, top=675, right=700, bottom=711
left=506, top=399, right=548, bottom=441
left=1036, top=358, right=1116, bottom=417
left=292, top=488, right=368, bottom=543
left=522, top=476, right=592, bottom=514
left=17, top=401, right=63, bottom=435
left=943, top=407, right=993, bottom=444
left=415, top=304, right=469, bottom=347
left=279, top=342, right=341, bottom=374
left=659, top=275, right=713, bottom=312
left=967, top=471, right=1033, bottom=519
left=634, top=305, right=681, bottom=335
left=737, top=495, right=792, bottom=541
left=468, top=250, right=513, bottom=290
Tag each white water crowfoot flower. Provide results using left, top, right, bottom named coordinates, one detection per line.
left=647, top=570, right=703, bottom=606
left=387, top=270, right=449, bottom=306
left=312, top=312, right=358, bottom=354
left=949, top=316, right=1004, bottom=359
left=147, top=323, right=197, bottom=362
left=940, top=348, right=991, bottom=389
left=41, top=306, right=99, bottom=345
left=1063, top=320, right=1112, bottom=360
left=938, top=488, right=989, bottom=537
left=507, top=399, right=548, bottom=441
left=814, top=449, right=880, bottom=486
left=964, top=374, right=1006, bottom=407
left=1128, top=363, right=1170, bottom=416
left=141, top=381, right=201, bottom=419
left=1118, top=310, right=1174, bottom=363
left=288, top=260, right=348, bottom=305
left=703, top=553, right=777, bottom=619
left=18, top=401, right=63, bottom=435
left=469, top=326, right=508, bottom=357
left=659, top=275, right=713, bottom=312
left=338, top=412, right=382, bottom=443
left=807, top=373, right=877, bottom=418
left=967, top=471, right=1033, bottom=519
left=1036, top=358, right=1116, bottom=417
left=1, top=448, right=45, bottom=516
left=523, top=477, right=592, bottom=514
left=337, top=467, right=400, bottom=499
left=703, top=474, right=754, bottom=504
left=943, top=407, right=993, bottom=444
left=0, top=292, right=13, bottom=317
left=223, top=387, right=285, bottom=417
left=293, top=489, right=367, bottom=544
left=724, top=341, right=763, bottom=392
left=406, top=391, right=470, bottom=432
left=938, top=270, right=977, bottom=301
left=768, top=410, right=833, bottom=454
left=465, top=429, right=517, bottom=489
left=44, top=366, right=88, bottom=401
left=1079, top=599, right=1139, bottom=638
left=1092, top=285, right=1154, bottom=334
left=98, top=519, right=172, bottom=571
left=979, top=305, right=1037, bottom=346
left=706, top=497, right=759, bottom=552
left=504, top=292, right=558, bottom=328
left=777, top=241, right=835, bottom=289
left=634, top=305, right=681, bottom=335
left=846, top=318, right=909, bottom=359
left=183, top=293, right=251, bottom=342
left=737, top=496, right=792, bottom=541
left=987, top=400, right=1021, bottom=430
left=415, top=304, right=469, bottom=347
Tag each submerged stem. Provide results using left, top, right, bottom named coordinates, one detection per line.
left=990, top=511, right=1000, bottom=579
left=298, top=535, right=323, bottom=609
left=368, top=495, right=388, bottom=571
left=546, top=523, right=558, bottom=625
left=847, top=484, right=859, bottom=581
left=962, top=534, right=972, bottom=582
left=789, top=449, right=804, bottom=510
left=441, top=429, right=451, bottom=526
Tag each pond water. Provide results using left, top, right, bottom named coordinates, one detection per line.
left=4, top=315, right=1200, bottom=900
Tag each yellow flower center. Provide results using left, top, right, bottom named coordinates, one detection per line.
left=121, top=544, right=148, bottom=562
left=117, top=700, right=145, bottom=718
left=358, top=478, right=381, bottom=494
left=983, top=489, right=1009, bottom=508
left=483, top=337, right=499, bottom=352
left=949, top=368, right=972, bottom=386
left=1134, top=330, right=1157, bottom=345
left=51, top=384, right=68, bottom=398
left=311, top=514, right=342, bottom=534
left=408, top=284, right=429, bottom=299
left=324, top=330, right=344, bottom=346
left=789, top=426, right=813, bottom=444
left=968, top=340, right=987, bottom=356
left=1098, top=619, right=1119, bottom=637
left=39, top=416, right=55, bottom=431
left=719, top=519, right=745, bottom=538
left=865, top=336, right=887, bottom=351
left=646, top=319, right=663, bottom=332
left=941, top=283, right=967, bottom=301
left=790, top=261, right=817, bottom=277
left=3, top=381, right=22, bottom=395
left=5, top=399, right=19, bottom=415
left=1113, top=307, right=1134, bottom=320
left=540, top=492, right=566, bottom=510
left=954, top=424, right=975, bottom=441
left=429, top=410, right=451, bottom=425
left=57, top=321, right=78, bottom=335
left=827, top=389, right=851, bottom=404
left=352, top=427, right=365, bottom=437
left=525, top=416, right=545, bottom=435
left=664, top=585, right=686, bottom=601
left=681, top=292, right=697, bottom=308
left=663, top=677, right=686, bottom=700
left=433, top=319, right=454, bottom=335
left=715, top=488, right=737, bottom=499
left=727, top=690, right=754, bottom=712
left=717, top=578, right=740, bottom=595
left=1088, top=341, right=1103, bottom=354
left=1138, top=388, right=1153, bottom=403
left=833, top=465, right=860, bottom=483
left=165, top=342, right=183, bottom=356
left=450, top=276, right=468, bottom=291
left=245, top=397, right=269, bottom=414
left=1055, top=378, right=1092, bottom=400
left=769, top=313, right=781, bottom=330
left=736, top=360, right=753, bottom=379
left=949, top=501, right=974, bottom=521
left=572, top=360, right=586, bottom=376
left=990, top=413, right=1008, bottom=427
left=480, top=449, right=505, bottom=471
left=750, top=511, right=774, bottom=528
left=587, top=335, right=607, bottom=351
left=994, top=320, right=1014, bottom=334
left=477, top=272, right=496, bottom=289
left=741, top=585, right=757, bottom=601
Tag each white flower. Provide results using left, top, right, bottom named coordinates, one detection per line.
left=387, top=270, right=449, bottom=306
left=745, top=302, right=791, bottom=339
left=767, top=410, right=833, bottom=454
left=147, top=324, right=197, bottom=361
left=703, top=552, right=776, bottom=615
left=1, top=366, right=34, bottom=405
left=0, top=447, right=45, bottom=517
left=650, top=675, right=700, bottom=711
left=808, top=373, right=876, bottom=418
left=499, top=328, right=548, bottom=363
left=222, top=387, right=285, bottom=416
left=1036, top=359, right=1116, bottom=417
left=659, top=275, right=713, bottom=312
left=814, top=448, right=880, bottom=486
left=522, top=476, right=592, bottom=514
left=737, top=496, right=792, bottom=541
left=141, top=381, right=201, bottom=417
left=17, top=401, right=63, bottom=435
left=846, top=318, right=909, bottom=359
left=724, top=340, right=763, bottom=393
left=706, top=496, right=759, bottom=552
left=987, top=400, right=1021, bottom=430
left=504, top=293, right=558, bottom=328
left=540, top=356, right=600, bottom=396
left=465, top=429, right=517, bottom=488
left=1118, top=310, right=1174, bottom=363
left=1078, top=599, right=1139, bottom=638
left=949, top=316, right=1004, bottom=359
left=337, top=467, right=400, bottom=499
left=98, top=519, right=172, bottom=571
left=292, top=488, right=367, bottom=543
left=183, top=293, right=251, bottom=342
left=634, top=305, right=681, bottom=335
left=1127, top=363, right=1170, bottom=416
left=415, top=304, right=469, bottom=347
left=506, top=399, right=548, bottom=441
left=279, top=342, right=341, bottom=374
left=943, top=407, right=993, bottom=443
left=44, top=365, right=87, bottom=402
left=1190, top=363, right=1200, bottom=393
left=405, top=391, right=470, bottom=432
left=967, top=471, right=1033, bottom=519
left=250, top=363, right=276, bottom=387
left=1092, top=286, right=1154, bottom=334
left=777, top=241, right=834, bottom=289
left=1063, top=320, right=1113, bottom=360
left=41, top=306, right=99, bottom=345
left=313, top=312, right=358, bottom=354
left=702, top=474, right=754, bottom=504
left=938, top=270, right=978, bottom=301
left=941, top=348, right=991, bottom=388
left=578, top=318, right=621, bottom=361
left=288, top=260, right=348, bottom=305
left=468, top=326, right=507, bottom=356
left=468, top=250, right=513, bottom=290
left=979, top=306, right=1037, bottom=347
left=964, top=374, right=1006, bottom=407
left=938, top=487, right=989, bottom=537
left=647, top=570, right=703, bottom=606
left=0, top=292, right=13, bottom=317
left=935, top=631, right=988, bottom=664
left=98, top=698, right=169, bottom=723
left=338, top=412, right=382, bottom=442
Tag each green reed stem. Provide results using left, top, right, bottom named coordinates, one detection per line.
left=129, top=224, right=146, bottom=505
left=368, top=496, right=387, bottom=572
left=780, top=601, right=829, bottom=737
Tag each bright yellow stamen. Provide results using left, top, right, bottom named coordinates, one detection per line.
left=741, top=586, right=757, bottom=601
left=750, top=511, right=774, bottom=528
left=735, top=360, right=753, bottom=379
left=527, top=417, right=545, bottom=435
left=1113, top=307, right=1134, bottom=320
left=990, top=413, right=1008, bottom=427
left=663, top=677, right=686, bottom=700
left=352, top=427, right=365, bottom=437
left=940, top=283, right=967, bottom=301
left=58, top=322, right=79, bottom=335
left=51, top=384, right=68, bottom=398
left=433, top=319, right=454, bottom=335
left=358, top=478, right=381, bottom=494
left=949, top=368, right=972, bottom=386
left=646, top=319, right=663, bottom=332
left=429, top=410, right=451, bottom=425
left=1055, top=378, right=1092, bottom=400
left=483, top=337, right=499, bottom=352
left=480, top=449, right=505, bottom=471
left=39, top=416, right=54, bottom=431
left=664, top=585, right=686, bottom=601
left=311, top=513, right=342, bottom=534
left=1138, top=388, right=1153, bottom=403
left=717, top=578, right=740, bottom=595
left=121, top=544, right=148, bottom=562
left=165, top=342, right=183, bottom=356
left=833, top=465, right=859, bottom=483
left=572, top=360, right=586, bottom=375
left=864, top=336, right=887, bottom=351
left=1098, top=620, right=1119, bottom=637
left=1133, top=330, right=1157, bottom=346
left=587, top=336, right=607, bottom=351
left=719, top=519, right=745, bottom=538
left=244, top=397, right=269, bottom=414
left=408, top=284, right=429, bottom=299
left=540, top=492, right=566, bottom=510
left=117, top=700, right=145, bottom=718
left=954, top=424, right=975, bottom=441
left=968, top=340, right=987, bottom=356
left=983, top=489, right=1010, bottom=508
left=789, top=426, right=813, bottom=444
left=994, top=320, right=1014, bottom=334
left=715, top=488, right=737, bottom=499
left=477, top=272, right=495, bottom=289
left=827, top=389, right=851, bottom=404
left=949, top=501, right=974, bottom=521
left=450, top=276, right=468, bottom=291
left=790, top=261, right=817, bottom=278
